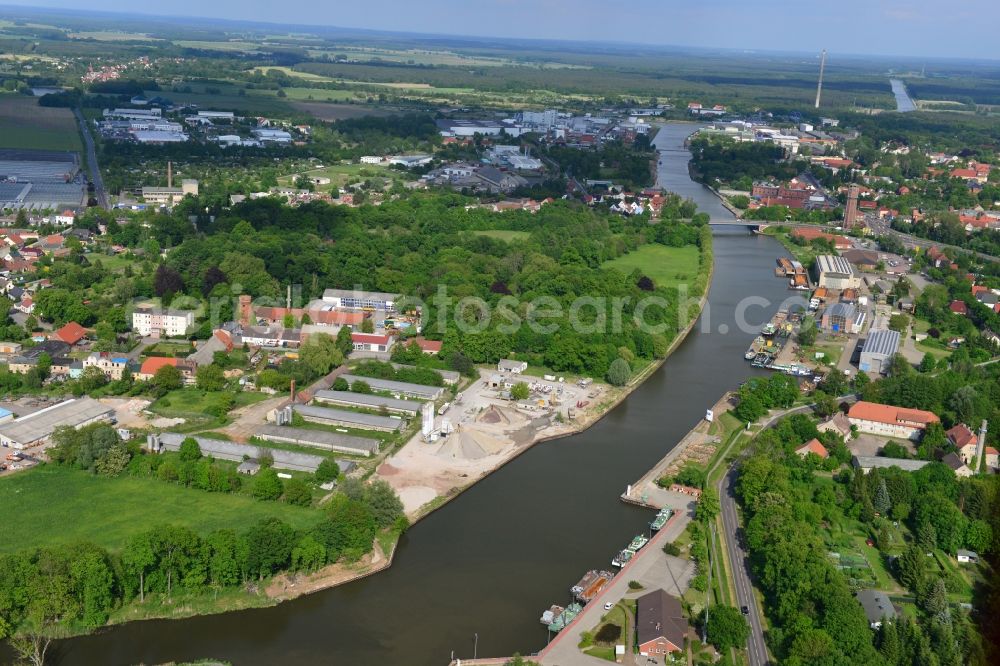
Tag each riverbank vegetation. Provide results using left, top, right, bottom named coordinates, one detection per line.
left=0, top=425, right=407, bottom=655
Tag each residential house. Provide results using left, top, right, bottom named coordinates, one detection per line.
left=942, top=452, right=973, bottom=478
left=856, top=590, right=897, bottom=629
left=818, top=412, right=852, bottom=439
left=52, top=321, right=88, bottom=346
left=82, top=352, right=129, bottom=380
left=847, top=401, right=939, bottom=440
left=7, top=339, right=71, bottom=374
left=137, top=356, right=194, bottom=383
left=947, top=424, right=979, bottom=465
left=956, top=550, right=979, bottom=564
left=413, top=338, right=443, bottom=355
left=795, top=438, right=829, bottom=459
left=949, top=300, right=968, bottom=316
left=636, top=589, right=689, bottom=656
left=497, top=359, right=528, bottom=374
left=351, top=332, right=393, bottom=353
left=188, top=330, right=233, bottom=367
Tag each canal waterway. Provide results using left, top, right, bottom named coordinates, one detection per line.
left=43, top=124, right=797, bottom=666
left=889, top=78, right=917, bottom=112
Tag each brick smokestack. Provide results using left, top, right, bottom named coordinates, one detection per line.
left=289, top=379, right=296, bottom=404
left=238, top=294, right=252, bottom=326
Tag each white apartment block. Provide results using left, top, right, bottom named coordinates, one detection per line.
left=132, top=307, right=195, bottom=337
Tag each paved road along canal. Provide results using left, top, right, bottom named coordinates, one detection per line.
left=39, top=124, right=799, bottom=666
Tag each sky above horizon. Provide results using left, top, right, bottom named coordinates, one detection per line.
left=4, top=0, right=1000, bottom=60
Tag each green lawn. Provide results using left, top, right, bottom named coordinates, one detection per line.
left=85, top=252, right=138, bottom=273
left=602, top=244, right=700, bottom=290
left=0, top=465, right=319, bottom=553
left=470, top=230, right=531, bottom=242
left=149, top=389, right=269, bottom=431
left=143, top=341, right=196, bottom=357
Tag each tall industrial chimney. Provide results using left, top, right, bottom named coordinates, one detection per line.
left=844, top=184, right=860, bottom=228
left=815, top=50, right=827, bottom=109
left=975, top=419, right=988, bottom=473
left=167, top=161, right=173, bottom=189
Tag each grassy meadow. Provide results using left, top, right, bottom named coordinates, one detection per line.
left=0, top=464, right=319, bottom=553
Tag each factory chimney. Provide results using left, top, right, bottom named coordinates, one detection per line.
left=289, top=379, right=296, bottom=404
left=975, top=419, right=988, bottom=473
left=815, top=50, right=827, bottom=109
left=167, top=161, right=173, bottom=189
left=844, top=184, right=860, bottom=229
left=286, top=284, right=291, bottom=310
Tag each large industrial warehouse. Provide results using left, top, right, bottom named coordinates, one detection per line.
left=859, top=328, right=901, bottom=375
left=292, top=403, right=403, bottom=432
left=256, top=424, right=381, bottom=457
left=337, top=374, right=445, bottom=401
left=312, top=389, right=421, bottom=415
left=0, top=397, right=114, bottom=449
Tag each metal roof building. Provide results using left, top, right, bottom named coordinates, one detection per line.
left=852, top=455, right=930, bottom=474
left=0, top=397, right=114, bottom=449
left=338, top=374, right=444, bottom=401
left=815, top=254, right=859, bottom=290
left=150, top=432, right=325, bottom=472
left=292, top=403, right=403, bottom=432
left=256, top=424, right=380, bottom=457
left=859, top=329, right=900, bottom=375
left=313, top=390, right=420, bottom=415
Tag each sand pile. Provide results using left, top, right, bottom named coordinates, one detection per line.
left=436, top=426, right=508, bottom=460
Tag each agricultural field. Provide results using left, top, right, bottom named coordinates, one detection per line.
left=0, top=464, right=319, bottom=553
left=602, top=244, right=701, bottom=291
left=0, top=95, right=81, bottom=151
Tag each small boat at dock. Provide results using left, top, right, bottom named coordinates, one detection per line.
left=540, top=604, right=564, bottom=626
left=612, top=549, right=634, bottom=568
left=571, top=570, right=614, bottom=603
left=547, top=602, right=583, bottom=633
left=650, top=508, right=672, bottom=532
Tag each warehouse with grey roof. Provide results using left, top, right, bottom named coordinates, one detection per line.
left=291, top=403, right=403, bottom=432
left=313, top=389, right=421, bottom=415
left=859, top=328, right=901, bottom=375
left=148, top=432, right=326, bottom=472
left=338, top=374, right=445, bottom=400
left=256, top=424, right=381, bottom=457
left=0, top=397, right=114, bottom=449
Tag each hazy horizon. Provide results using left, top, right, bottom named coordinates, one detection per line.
left=2, top=0, right=999, bottom=61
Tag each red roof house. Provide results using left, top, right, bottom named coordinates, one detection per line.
left=949, top=300, right=968, bottom=316
left=53, top=321, right=87, bottom=345
left=795, top=438, right=829, bottom=459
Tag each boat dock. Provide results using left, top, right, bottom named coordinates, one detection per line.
left=621, top=393, right=732, bottom=510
